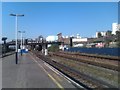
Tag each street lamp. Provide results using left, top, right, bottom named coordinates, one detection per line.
left=18, top=31, right=25, bottom=56
left=22, top=36, right=26, bottom=49
left=10, top=13, right=24, bottom=64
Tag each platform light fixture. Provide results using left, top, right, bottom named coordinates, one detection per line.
left=10, top=13, right=24, bottom=64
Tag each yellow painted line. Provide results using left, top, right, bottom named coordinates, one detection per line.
left=47, top=73, right=64, bottom=90
left=29, top=54, right=64, bottom=90
left=53, top=73, right=63, bottom=82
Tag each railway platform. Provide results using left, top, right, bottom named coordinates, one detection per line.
left=2, top=52, right=80, bottom=89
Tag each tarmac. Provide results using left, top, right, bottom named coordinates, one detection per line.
left=2, top=52, right=78, bottom=89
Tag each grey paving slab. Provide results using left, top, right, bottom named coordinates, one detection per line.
left=2, top=53, right=57, bottom=88
left=2, top=53, right=78, bottom=89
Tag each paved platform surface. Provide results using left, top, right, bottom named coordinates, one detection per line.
left=2, top=52, right=78, bottom=89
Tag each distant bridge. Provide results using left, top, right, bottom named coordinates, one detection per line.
left=6, top=41, right=63, bottom=46
left=3, top=40, right=64, bottom=51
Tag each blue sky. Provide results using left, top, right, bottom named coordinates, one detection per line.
left=2, top=2, right=118, bottom=41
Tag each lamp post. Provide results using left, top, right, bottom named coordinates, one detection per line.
left=18, top=31, right=25, bottom=56
left=10, top=14, right=24, bottom=64
left=23, top=37, right=25, bottom=48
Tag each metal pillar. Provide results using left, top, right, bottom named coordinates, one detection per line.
left=15, top=15, right=18, bottom=64
left=70, top=37, right=73, bottom=47
left=45, top=44, right=48, bottom=56
left=10, top=13, right=24, bottom=64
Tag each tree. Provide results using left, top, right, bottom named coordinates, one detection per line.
left=98, top=32, right=102, bottom=38
left=106, top=30, right=112, bottom=36
left=104, top=30, right=112, bottom=47
left=104, top=37, right=112, bottom=47
left=48, top=44, right=59, bottom=52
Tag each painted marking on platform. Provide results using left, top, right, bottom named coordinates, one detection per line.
left=30, top=53, right=84, bottom=88
left=44, top=62, right=72, bottom=83
left=44, top=62, right=61, bottom=76
left=43, top=59, right=84, bottom=88
left=29, top=54, right=64, bottom=90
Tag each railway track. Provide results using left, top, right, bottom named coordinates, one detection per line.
left=50, top=51, right=119, bottom=71
left=60, top=51, right=119, bottom=61
left=32, top=51, right=118, bottom=89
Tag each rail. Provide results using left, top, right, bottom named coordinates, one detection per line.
left=32, top=51, right=118, bottom=89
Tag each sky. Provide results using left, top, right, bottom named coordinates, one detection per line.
left=2, top=2, right=118, bottom=41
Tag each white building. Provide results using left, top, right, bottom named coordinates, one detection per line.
left=72, top=38, right=88, bottom=42
left=72, top=38, right=88, bottom=47
left=112, top=23, right=118, bottom=35
left=46, top=36, right=58, bottom=42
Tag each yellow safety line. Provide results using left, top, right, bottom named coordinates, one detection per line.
left=47, top=73, right=64, bottom=89
left=29, top=54, right=64, bottom=90
left=53, top=73, right=63, bottom=82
